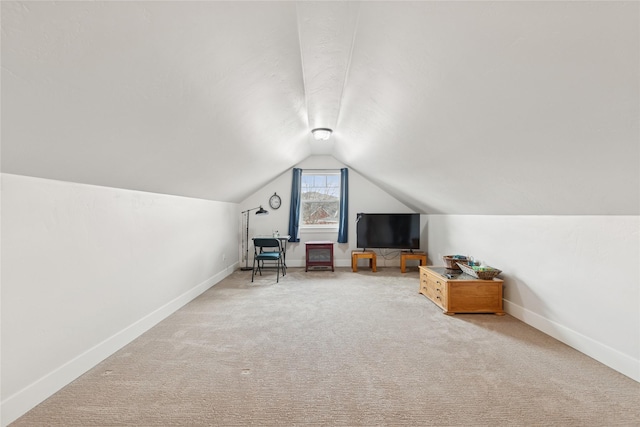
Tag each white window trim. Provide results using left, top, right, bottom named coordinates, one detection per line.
left=300, top=170, right=341, bottom=231
left=300, top=227, right=338, bottom=234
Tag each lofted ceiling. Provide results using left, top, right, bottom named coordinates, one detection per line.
left=2, top=1, right=638, bottom=214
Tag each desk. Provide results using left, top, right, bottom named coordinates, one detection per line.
left=305, top=241, right=334, bottom=272
left=253, top=235, right=291, bottom=268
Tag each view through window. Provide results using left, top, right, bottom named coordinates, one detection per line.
left=301, top=172, right=340, bottom=228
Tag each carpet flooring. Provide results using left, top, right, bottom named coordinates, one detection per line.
left=11, top=267, right=640, bottom=426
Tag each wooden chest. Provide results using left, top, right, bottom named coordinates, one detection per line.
left=419, top=266, right=505, bottom=315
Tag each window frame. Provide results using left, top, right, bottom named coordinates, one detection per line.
left=299, top=170, right=342, bottom=231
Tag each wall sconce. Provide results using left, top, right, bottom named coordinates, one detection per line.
left=311, top=128, right=333, bottom=141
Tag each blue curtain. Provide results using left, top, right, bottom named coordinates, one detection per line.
left=338, top=168, right=349, bottom=243
left=288, top=168, right=302, bottom=242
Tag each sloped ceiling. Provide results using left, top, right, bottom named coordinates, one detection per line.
left=2, top=1, right=638, bottom=214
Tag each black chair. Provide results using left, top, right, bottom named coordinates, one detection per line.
left=251, top=238, right=285, bottom=282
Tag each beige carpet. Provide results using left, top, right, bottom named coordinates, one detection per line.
left=12, top=267, right=640, bottom=426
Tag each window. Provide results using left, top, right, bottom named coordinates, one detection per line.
left=300, top=171, right=341, bottom=228
left=288, top=168, right=348, bottom=243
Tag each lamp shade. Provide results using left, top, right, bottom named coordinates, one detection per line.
left=311, top=128, right=332, bottom=141
left=255, top=206, right=269, bottom=215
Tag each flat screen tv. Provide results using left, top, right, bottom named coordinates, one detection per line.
left=356, top=213, right=420, bottom=250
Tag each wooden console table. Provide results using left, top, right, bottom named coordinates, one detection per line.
left=351, top=251, right=377, bottom=272
left=305, top=241, right=334, bottom=272
left=419, top=266, right=504, bottom=315
left=400, top=251, right=427, bottom=273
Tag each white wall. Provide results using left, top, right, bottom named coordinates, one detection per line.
left=1, top=174, right=239, bottom=426
left=239, top=155, right=420, bottom=268
left=427, top=214, right=640, bottom=382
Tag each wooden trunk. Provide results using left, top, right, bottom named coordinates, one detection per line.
left=419, top=266, right=505, bottom=315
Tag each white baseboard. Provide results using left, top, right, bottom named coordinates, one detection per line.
left=1, top=264, right=237, bottom=427
left=284, top=260, right=353, bottom=268
left=284, top=260, right=401, bottom=268
left=504, top=300, right=639, bottom=383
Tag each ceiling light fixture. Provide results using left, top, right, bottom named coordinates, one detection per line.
left=311, top=128, right=333, bottom=141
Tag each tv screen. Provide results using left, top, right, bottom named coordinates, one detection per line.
left=356, top=213, right=420, bottom=250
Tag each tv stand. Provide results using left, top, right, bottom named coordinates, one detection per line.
left=400, top=251, right=426, bottom=273
left=352, top=250, right=377, bottom=272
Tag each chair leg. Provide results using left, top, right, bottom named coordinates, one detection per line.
left=251, top=257, right=256, bottom=282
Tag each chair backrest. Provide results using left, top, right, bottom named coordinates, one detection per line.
left=253, top=238, right=281, bottom=251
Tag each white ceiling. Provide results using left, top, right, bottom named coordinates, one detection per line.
left=2, top=1, right=638, bottom=214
